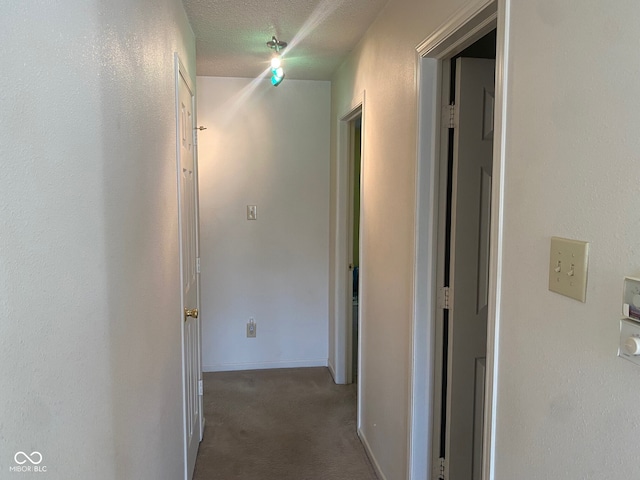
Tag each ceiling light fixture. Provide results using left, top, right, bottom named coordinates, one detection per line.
left=267, top=36, right=287, bottom=87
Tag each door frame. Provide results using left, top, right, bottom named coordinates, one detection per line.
left=331, top=92, right=365, bottom=390
left=174, top=52, right=203, bottom=480
left=409, top=1, right=510, bottom=479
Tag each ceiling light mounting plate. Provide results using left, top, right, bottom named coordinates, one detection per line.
left=266, top=36, right=287, bottom=52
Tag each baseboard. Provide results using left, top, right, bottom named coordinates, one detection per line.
left=358, top=428, right=388, bottom=480
left=203, top=358, right=328, bottom=372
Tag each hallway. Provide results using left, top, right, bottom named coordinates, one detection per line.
left=193, top=368, right=378, bottom=480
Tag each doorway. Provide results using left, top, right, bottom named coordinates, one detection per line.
left=437, top=32, right=496, bottom=480
left=410, top=1, right=510, bottom=478
left=348, top=115, right=362, bottom=384
left=332, top=96, right=365, bottom=389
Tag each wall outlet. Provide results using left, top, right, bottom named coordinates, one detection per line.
left=247, top=318, right=256, bottom=338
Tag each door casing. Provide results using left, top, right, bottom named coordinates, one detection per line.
left=410, top=1, right=511, bottom=479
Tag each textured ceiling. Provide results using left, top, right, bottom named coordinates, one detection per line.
left=182, top=0, right=388, bottom=80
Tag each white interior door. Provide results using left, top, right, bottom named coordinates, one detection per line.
left=446, top=57, right=495, bottom=480
left=178, top=65, right=202, bottom=480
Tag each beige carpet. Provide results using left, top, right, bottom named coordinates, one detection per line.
left=193, top=367, right=378, bottom=480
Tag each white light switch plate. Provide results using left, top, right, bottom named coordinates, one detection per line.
left=548, top=236, right=589, bottom=302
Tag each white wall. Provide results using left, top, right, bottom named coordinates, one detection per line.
left=331, top=0, right=640, bottom=479
left=197, top=77, right=330, bottom=372
left=329, top=1, right=467, bottom=478
left=0, top=1, right=195, bottom=478
left=495, top=1, right=640, bottom=478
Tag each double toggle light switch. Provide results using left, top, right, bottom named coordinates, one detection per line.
left=548, top=236, right=590, bottom=302
left=553, top=260, right=575, bottom=276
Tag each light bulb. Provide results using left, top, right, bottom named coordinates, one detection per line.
left=271, top=56, right=281, bottom=69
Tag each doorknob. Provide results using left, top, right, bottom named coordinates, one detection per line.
left=184, top=308, right=199, bottom=320
left=348, top=263, right=354, bottom=271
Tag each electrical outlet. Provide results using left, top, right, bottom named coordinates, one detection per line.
left=247, top=318, right=256, bottom=338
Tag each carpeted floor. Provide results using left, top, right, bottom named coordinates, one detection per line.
left=193, top=367, right=378, bottom=480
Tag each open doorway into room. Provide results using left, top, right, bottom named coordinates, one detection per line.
left=348, top=116, right=362, bottom=384
left=411, top=2, right=508, bottom=478
left=435, top=29, right=496, bottom=480
left=333, top=98, right=364, bottom=389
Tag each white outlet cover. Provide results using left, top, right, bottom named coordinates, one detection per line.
left=548, top=236, right=589, bottom=302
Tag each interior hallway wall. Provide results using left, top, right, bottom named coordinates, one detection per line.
left=197, top=77, right=330, bottom=372
left=495, top=1, right=640, bottom=478
left=0, top=1, right=195, bottom=478
left=330, top=1, right=467, bottom=478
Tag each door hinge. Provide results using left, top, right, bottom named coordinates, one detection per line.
left=444, top=103, right=456, bottom=129
left=438, top=457, right=446, bottom=480
left=198, top=379, right=203, bottom=396
left=437, top=286, right=451, bottom=310
left=196, top=257, right=201, bottom=274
